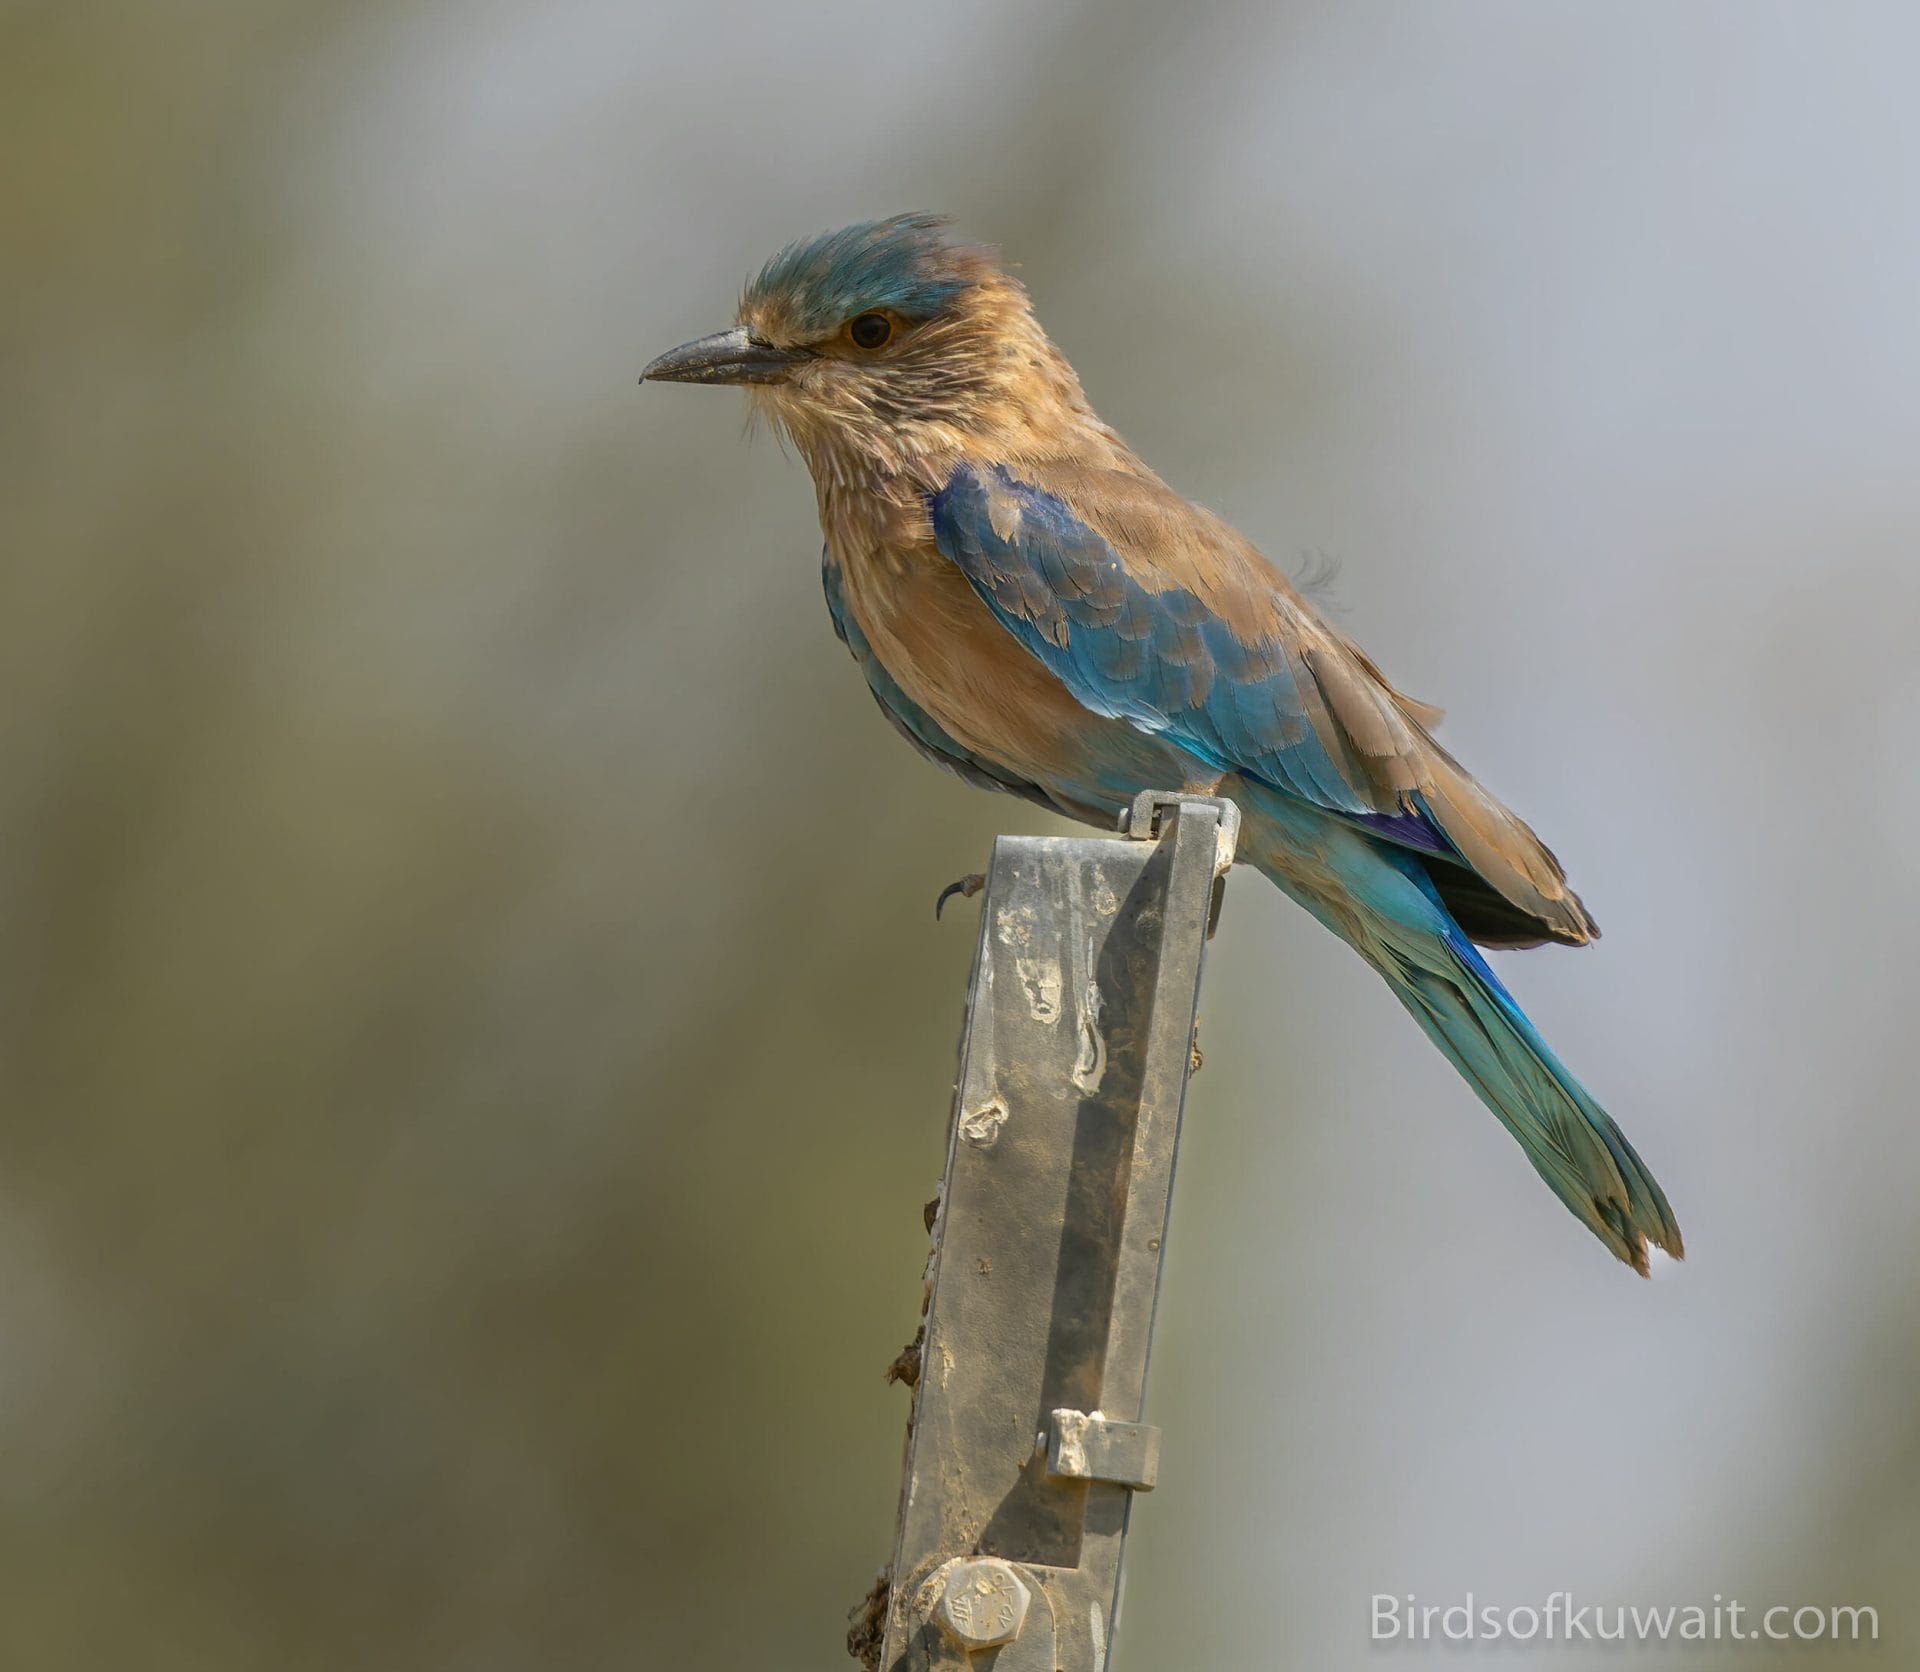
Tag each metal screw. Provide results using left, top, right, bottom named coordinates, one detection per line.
left=935, top=1557, right=1030, bottom=1649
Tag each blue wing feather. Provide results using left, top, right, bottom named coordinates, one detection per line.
left=926, top=462, right=1451, bottom=852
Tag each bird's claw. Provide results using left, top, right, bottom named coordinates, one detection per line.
left=934, top=872, right=987, bottom=920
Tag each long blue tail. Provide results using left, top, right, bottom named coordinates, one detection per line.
left=1376, top=912, right=1682, bottom=1272
left=1243, top=790, right=1683, bottom=1272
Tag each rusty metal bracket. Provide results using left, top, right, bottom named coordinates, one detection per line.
left=861, top=794, right=1235, bottom=1671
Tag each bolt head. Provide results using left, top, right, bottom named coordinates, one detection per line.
left=936, top=1558, right=1030, bottom=1648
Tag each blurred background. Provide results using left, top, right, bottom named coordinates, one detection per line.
left=4, top=2, right=1918, bottom=1667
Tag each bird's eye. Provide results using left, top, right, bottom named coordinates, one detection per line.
left=849, top=312, right=893, bottom=350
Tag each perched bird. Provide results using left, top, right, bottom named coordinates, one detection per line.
left=643, top=214, right=1681, bottom=1274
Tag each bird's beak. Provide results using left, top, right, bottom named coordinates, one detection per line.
left=640, top=327, right=813, bottom=387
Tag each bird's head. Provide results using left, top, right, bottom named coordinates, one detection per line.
left=642, top=215, right=1084, bottom=476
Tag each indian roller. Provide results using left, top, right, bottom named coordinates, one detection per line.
left=642, top=214, right=1681, bottom=1274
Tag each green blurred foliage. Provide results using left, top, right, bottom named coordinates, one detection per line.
left=3, top=2, right=1918, bottom=1668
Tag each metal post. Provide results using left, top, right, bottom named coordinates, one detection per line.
left=852, top=792, right=1239, bottom=1672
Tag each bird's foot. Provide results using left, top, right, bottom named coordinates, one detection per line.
left=934, top=872, right=986, bottom=920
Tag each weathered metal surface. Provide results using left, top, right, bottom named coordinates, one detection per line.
left=871, top=795, right=1235, bottom=1671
